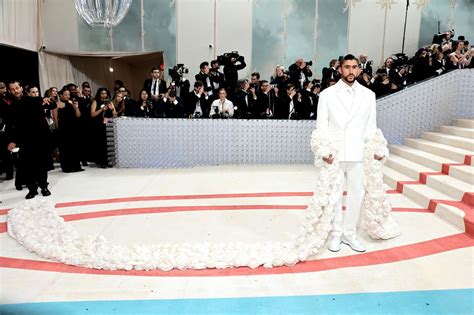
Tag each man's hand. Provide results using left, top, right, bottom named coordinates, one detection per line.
left=7, top=142, right=16, bottom=152
left=374, top=154, right=384, bottom=161
left=151, top=95, right=159, bottom=101
left=42, top=98, right=51, bottom=105
left=323, top=154, right=334, bottom=164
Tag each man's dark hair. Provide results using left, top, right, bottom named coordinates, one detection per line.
left=150, top=67, right=160, bottom=72
left=66, top=83, right=78, bottom=90
left=303, top=80, right=312, bottom=88
left=26, top=85, right=38, bottom=93
left=82, top=81, right=91, bottom=88
left=199, top=61, right=209, bottom=69
left=114, top=80, right=124, bottom=87
left=251, top=72, right=260, bottom=79
left=260, top=80, right=269, bottom=85
left=329, top=59, right=338, bottom=67
left=340, top=54, right=359, bottom=66
left=210, top=60, right=219, bottom=67
left=286, top=83, right=296, bottom=91
left=194, top=80, right=204, bottom=88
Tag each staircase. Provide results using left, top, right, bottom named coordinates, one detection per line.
left=383, top=118, right=474, bottom=236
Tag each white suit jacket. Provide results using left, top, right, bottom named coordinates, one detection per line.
left=316, top=80, right=377, bottom=162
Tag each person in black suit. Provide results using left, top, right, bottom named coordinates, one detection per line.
left=359, top=54, right=373, bottom=76
left=234, top=79, right=256, bottom=119
left=299, top=80, right=318, bottom=120
left=164, top=90, right=184, bottom=118
left=255, top=80, right=279, bottom=119
left=223, top=55, right=246, bottom=93
left=143, top=67, right=167, bottom=101
left=321, top=59, right=340, bottom=90
left=195, top=62, right=215, bottom=98
left=209, top=60, right=226, bottom=94
left=7, top=81, right=56, bottom=199
left=288, top=57, right=313, bottom=89
left=185, top=81, right=211, bottom=118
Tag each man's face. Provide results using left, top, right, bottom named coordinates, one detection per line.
left=68, top=86, right=77, bottom=97
left=212, top=63, right=220, bottom=70
left=202, top=66, right=209, bottom=75
left=118, top=87, right=127, bottom=96
left=219, top=90, right=227, bottom=99
left=28, top=87, right=39, bottom=97
left=385, top=58, right=393, bottom=68
left=261, top=82, right=270, bottom=92
left=0, top=84, right=6, bottom=96
left=83, top=87, right=91, bottom=97
left=250, top=76, right=259, bottom=84
left=339, top=60, right=359, bottom=84
left=8, top=83, right=23, bottom=99
left=360, top=55, right=367, bottom=63
left=458, top=41, right=465, bottom=51
left=152, top=70, right=160, bottom=79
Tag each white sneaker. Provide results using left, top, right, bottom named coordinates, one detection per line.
left=341, top=235, right=366, bottom=252
left=328, top=236, right=342, bottom=252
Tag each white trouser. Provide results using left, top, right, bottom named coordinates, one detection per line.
left=331, top=162, right=365, bottom=238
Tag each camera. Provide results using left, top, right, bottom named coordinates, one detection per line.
left=168, top=64, right=189, bottom=81
left=217, top=51, right=242, bottom=66
left=432, top=29, right=455, bottom=45
left=204, top=86, right=212, bottom=92
left=305, top=60, right=313, bottom=66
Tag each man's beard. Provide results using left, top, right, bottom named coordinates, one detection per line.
left=342, top=74, right=356, bottom=83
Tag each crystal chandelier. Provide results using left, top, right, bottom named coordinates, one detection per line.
left=73, top=0, right=133, bottom=28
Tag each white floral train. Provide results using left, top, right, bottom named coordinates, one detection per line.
left=7, top=129, right=400, bottom=271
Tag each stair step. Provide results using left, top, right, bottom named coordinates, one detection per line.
left=404, top=138, right=473, bottom=165
left=448, top=165, right=474, bottom=185
left=402, top=184, right=456, bottom=209
left=389, top=144, right=456, bottom=171
left=386, top=154, right=436, bottom=179
left=421, top=132, right=474, bottom=151
left=434, top=203, right=467, bottom=232
left=382, top=165, right=416, bottom=190
left=453, top=118, right=474, bottom=129
left=425, top=174, right=474, bottom=202
left=438, top=125, right=474, bottom=139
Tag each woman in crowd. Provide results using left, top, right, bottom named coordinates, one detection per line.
left=111, top=92, right=125, bottom=117
left=270, top=65, right=290, bottom=91
left=135, top=89, right=152, bottom=118
left=90, top=87, right=113, bottom=168
left=56, top=87, right=83, bottom=173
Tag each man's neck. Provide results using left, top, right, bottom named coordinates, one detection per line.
left=341, top=78, right=355, bottom=87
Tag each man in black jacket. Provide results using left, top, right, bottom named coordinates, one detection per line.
left=143, top=67, right=167, bottom=100
left=321, top=59, right=340, bottom=90
left=289, top=57, right=313, bottom=89
left=223, top=55, right=246, bottom=93
left=195, top=62, right=215, bottom=98
left=7, top=81, right=56, bottom=199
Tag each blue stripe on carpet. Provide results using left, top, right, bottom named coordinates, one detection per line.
left=1, top=288, right=472, bottom=315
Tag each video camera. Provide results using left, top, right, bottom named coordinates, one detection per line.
left=432, top=29, right=455, bottom=45
left=168, top=64, right=189, bottom=81
left=217, top=51, right=244, bottom=66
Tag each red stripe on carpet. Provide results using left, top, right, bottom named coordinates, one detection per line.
left=464, top=155, right=473, bottom=165
left=55, top=192, right=315, bottom=208
left=0, top=233, right=471, bottom=277
left=0, top=208, right=11, bottom=215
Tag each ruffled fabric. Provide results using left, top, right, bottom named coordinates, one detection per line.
left=7, top=128, right=399, bottom=271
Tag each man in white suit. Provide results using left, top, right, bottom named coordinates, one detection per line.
left=316, top=54, right=384, bottom=252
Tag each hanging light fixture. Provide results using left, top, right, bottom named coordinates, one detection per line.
left=73, top=0, right=133, bottom=28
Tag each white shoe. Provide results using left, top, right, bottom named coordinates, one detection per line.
left=341, top=235, right=366, bottom=252
left=328, top=236, right=342, bottom=252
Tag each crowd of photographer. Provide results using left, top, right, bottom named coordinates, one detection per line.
left=0, top=31, right=472, bottom=199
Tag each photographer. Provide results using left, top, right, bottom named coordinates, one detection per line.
left=299, top=80, right=318, bottom=120
left=143, top=67, right=167, bottom=101
left=255, top=80, right=279, bottom=119
left=321, top=59, right=340, bottom=90
left=168, top=64, right=191, bottom=99
left=165, top=90, right=184, bottom=118
left=270, top=65, right=290, bottom=91
left=412, top=48, right=432, bottom=82
left=289, top=57, right=313, bottom=89
left=7, top=81, right=56, bottom=199
left=234, top=79, right=256, bottom=119
left=371, top=71, right=397, bottom=98
left=135, top=89, right=153, bottom=118
left=359, top=54, right=373, bottom=76
left=210, top=88, right=234, bottom=119
left=0, top=81, right=15, bottom=180
left=210, top=60, right=225, bottom=94
left=185, top=81, right=210, bottom=119
left=280, top=84, right=301, bottom=120
left=56, top=86, right=83, bottom=173
left=220, top=52, right=246, bottom=92
left=195, top=62, right=215, bottom=97
left=250, top=72, right=262, bottom=92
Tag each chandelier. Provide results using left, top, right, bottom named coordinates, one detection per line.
left=73, top=0, right=133, bottom=28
